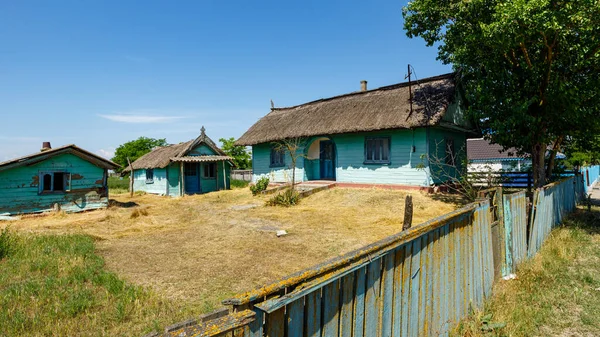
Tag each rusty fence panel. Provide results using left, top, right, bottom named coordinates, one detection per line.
left=502, top=190, right=527, bottom=275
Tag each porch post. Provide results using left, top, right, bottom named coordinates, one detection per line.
left=223, top=161, right=227, bottom=190
left=216, top=162, right=220, bottom=191
left=180, top=162, right=185, bottom=196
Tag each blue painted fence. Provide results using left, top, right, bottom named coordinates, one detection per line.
left=163, top=171, right=599, bottom=337
left=528, top=178, right=577, bottom=257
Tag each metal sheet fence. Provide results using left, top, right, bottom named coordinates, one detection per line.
left=527, top=178, right=577, bottom=257
left=583, top=165, right=600, bottom=194
left=502, top=190, right=528, bottom=275
left=248, top=203, right=494, bottom=337
left=231, top=170, right=253, bottom=182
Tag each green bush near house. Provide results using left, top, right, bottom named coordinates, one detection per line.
left=250, top=177, right=269, bottom=195
left=0, top=233, right=197, bottom=336
left=266, top=188, right=300, bottom=207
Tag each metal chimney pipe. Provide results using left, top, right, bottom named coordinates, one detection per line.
left=41, top=142, right=52, bottom=152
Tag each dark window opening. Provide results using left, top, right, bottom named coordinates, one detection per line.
left=40, top=172, right=68, bottom=193
left=53, top=173, right=65, bottom=191
left=270, top=146, right=285, bottom=167
left=43, top=174, right=52, bottom=191
left=184, top=163, right=197, bottom=176
left=146, top=169, right=154, bottom=183
left=365, top=137, right=390, bottom=164
left=203, top=163, right=216, bottom=178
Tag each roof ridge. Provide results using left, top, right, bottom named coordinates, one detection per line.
left=271, top=72, right=455, bottom=111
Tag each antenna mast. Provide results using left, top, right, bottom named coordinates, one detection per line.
left=405, top=64, right=413, bottom=115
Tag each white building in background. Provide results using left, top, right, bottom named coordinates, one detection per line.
left=467, top=138, right=531, bottom=173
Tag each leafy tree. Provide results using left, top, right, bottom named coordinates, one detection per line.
left=562, top=135, right=600, bottom=168
left=112, top=137, right=168, bottom=172
left=219, top=137, right=252, bottom=169
left=403, top=0, right=600, bottom=187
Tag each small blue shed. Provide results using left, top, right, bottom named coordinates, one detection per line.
left=125, top=127, right=233, bottom=196
left=0, top=143, right=120, bottom=215
left=236, top=73, right=474, bottom=188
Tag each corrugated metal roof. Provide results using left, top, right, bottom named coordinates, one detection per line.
left=467, top=138, right=523, bottom=161
left=170, top=156, right=233, bottom=163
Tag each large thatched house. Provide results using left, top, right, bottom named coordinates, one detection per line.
left=125, top=127, right=233, bottom=195
left=236, top=73, right=474, bottom=188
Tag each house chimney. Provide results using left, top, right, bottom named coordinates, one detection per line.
left=41, top=142, right=51, bottom=152
left=360, top=80, right=368, bottom=91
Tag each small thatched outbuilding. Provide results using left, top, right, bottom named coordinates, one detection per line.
left=236, top=73, right=475, bottom=188
left=126, top=127, right=233, bottom=196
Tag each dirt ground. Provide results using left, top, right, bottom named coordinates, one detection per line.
left=6, top=187, right=462, bottom=312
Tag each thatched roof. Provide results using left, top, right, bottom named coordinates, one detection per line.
left=0, top=144, right=120, bottom=172
left=125, top=128, right=229, bottom=171
left=236, top=73, right=458, bottom=146
left=171, top=156, right=233, bottom=163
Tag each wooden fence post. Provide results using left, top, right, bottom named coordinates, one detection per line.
left=403, top=195, right=413, bottom=231
left=495, top=187, right=508, bottom=278
left=127, top=157, right=134, bottom=197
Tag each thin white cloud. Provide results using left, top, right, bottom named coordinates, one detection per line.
left=97, top=148, right=115, bottom=159
left=98, top=114, right=185, bottom=123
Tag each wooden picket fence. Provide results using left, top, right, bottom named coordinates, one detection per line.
left=157, top=171, right=598, bottom=337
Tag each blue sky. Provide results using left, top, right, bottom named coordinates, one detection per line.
left=0, top=0, right=450, bottom=161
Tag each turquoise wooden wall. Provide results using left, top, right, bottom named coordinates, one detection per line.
left=167, top=163, right=181, bottom=196
left=0, top=153, right=109, bottom=215
left=252, top=143, right=305, bottom=184
left=428, top=127, right=467, bottom=184
left=133, top=168, right=168, bottom=195
left=251, top=127, right=468, bottom=187
left=189, top=144, right=216, bottom=155
left=331, top=129, right=429, bottom=186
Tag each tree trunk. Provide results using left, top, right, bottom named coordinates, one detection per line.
left=291, top=165, right=295, bottom=192
left=545, top=136, right=563, bottom=181
left=532, top=143, right=547, bottom=188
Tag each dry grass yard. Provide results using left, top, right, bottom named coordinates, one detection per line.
left=4, top=187, right=462, bottom=334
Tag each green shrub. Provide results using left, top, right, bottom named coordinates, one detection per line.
left=0, top=226, right=13, bottom=259
left=231, top=179, right=250, bottom=189
left=266, top=188, right=300, bottom=207
left=108, top=176, right=129, bottom=194
left=250, top=177, right=270, bottom=195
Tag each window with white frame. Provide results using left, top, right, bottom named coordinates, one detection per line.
left=364, top=137, right=391, bottom=164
